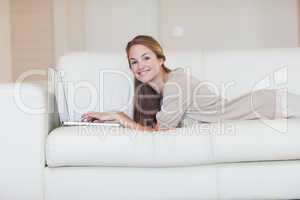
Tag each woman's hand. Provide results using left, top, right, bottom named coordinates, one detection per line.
left=81, top=112, right=118, bottom=122
left=81, top=111, right=162, bottom=132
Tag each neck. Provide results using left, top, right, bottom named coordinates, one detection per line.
left=148, top=68, right=169, bottom=94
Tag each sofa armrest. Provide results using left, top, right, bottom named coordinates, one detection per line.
left=0, top=82, right=59, bottom=200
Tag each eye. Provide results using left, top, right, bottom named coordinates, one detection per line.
left=143, top=56, right=150, bottom=60
left=130, top=61, right=137, bottom=66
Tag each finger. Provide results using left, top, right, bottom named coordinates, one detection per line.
left=87, top=116, right=96, bottom=122
left=81, top=115, right=87, bottom=121
left=86, top=112, right=98, bottom=118
left=84, top=117, right=92, bottom=122
left=81, top=113, right=90, bottom=118
left=82, top=111, right=93, bottom=116
left=81, top=115, right=92, bottom=122
left=81, top=113, right=91, bottom=120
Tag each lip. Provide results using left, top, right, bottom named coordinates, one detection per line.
left=137, top=68, right=150, bottom=76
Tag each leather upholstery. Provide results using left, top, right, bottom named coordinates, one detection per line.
left=204, top=48, right=300, bottom=99
left=1, top=48, right=300, bottom=199
left=0, top=83, right=51, bottom=200
left=46, top=118, right=300, bottom=167
left=55, top=52, right=134, bottom=121
left=55, top=49, right=300, bottom=122
left=45, top=160, right=300, bottom=200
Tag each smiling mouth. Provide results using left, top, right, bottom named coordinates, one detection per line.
left=138, top=69, right=150, bottom=76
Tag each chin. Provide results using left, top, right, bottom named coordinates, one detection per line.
left=137, top=77, right=151, bottom=84
left=136, top=73, right=155, bottom=83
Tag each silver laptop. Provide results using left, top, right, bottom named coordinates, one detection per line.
left=56, top=69, right=122, bottom=127
left=62, top=120, right=121, bottom=127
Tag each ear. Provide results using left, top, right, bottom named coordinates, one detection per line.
left=158, top=58, right=164, bottom=66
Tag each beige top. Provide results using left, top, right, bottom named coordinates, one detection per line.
left=156, top=68, right=279, bottom=129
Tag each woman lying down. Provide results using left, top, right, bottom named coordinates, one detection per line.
left=81, top=35, right=300, bottom=132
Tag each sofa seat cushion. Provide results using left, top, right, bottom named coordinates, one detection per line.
left=46, top=125, right=214, bottom=167
left=46, top=118, right=300, bottom=167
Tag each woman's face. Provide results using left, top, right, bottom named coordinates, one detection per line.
left=128, top=44, right=163, bottom=83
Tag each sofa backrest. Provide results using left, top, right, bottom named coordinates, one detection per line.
left=203, top=48, right=300, bottom=99
left=55, top=52, right=133, bottom=121
left=54, top=48, right=300, bottom=121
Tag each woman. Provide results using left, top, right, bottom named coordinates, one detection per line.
left=81, top=35, right=300, bottom=131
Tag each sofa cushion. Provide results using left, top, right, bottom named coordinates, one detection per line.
left=46, top=118, right=300, bottom=167
left=212, top=118, right=300, bottom=163
left=46, top=125, right=213, bottom=167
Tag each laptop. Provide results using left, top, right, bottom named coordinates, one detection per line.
left=62, top=120, right=122, bottom=127
left=56, top=68, right=122, bottom=127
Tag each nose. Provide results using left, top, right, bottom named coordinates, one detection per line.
left=136, top=60, right=145, bottom=70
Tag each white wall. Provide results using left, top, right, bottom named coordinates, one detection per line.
left=160, top=0, right=299, bottom=50
left=0, top=0, right=12, bottom=82
left=53, top=0, right=299, bottom=57
left=85, top=0, right=159, bottom=52
left=4, top=0, right=299, bottom=82
left=53, top=0, right=86, bottom=61
left=54, top=0, right=160, bottom=61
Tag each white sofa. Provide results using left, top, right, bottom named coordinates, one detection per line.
left=1, top=48, right=300, bottom=200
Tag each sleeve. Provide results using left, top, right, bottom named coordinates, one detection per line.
left=156, top=74, right=192, bottom=129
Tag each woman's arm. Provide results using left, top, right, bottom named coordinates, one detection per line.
left=81, top=111, right=159, bottom=132
left=116, top=112, right=158, bottom=131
